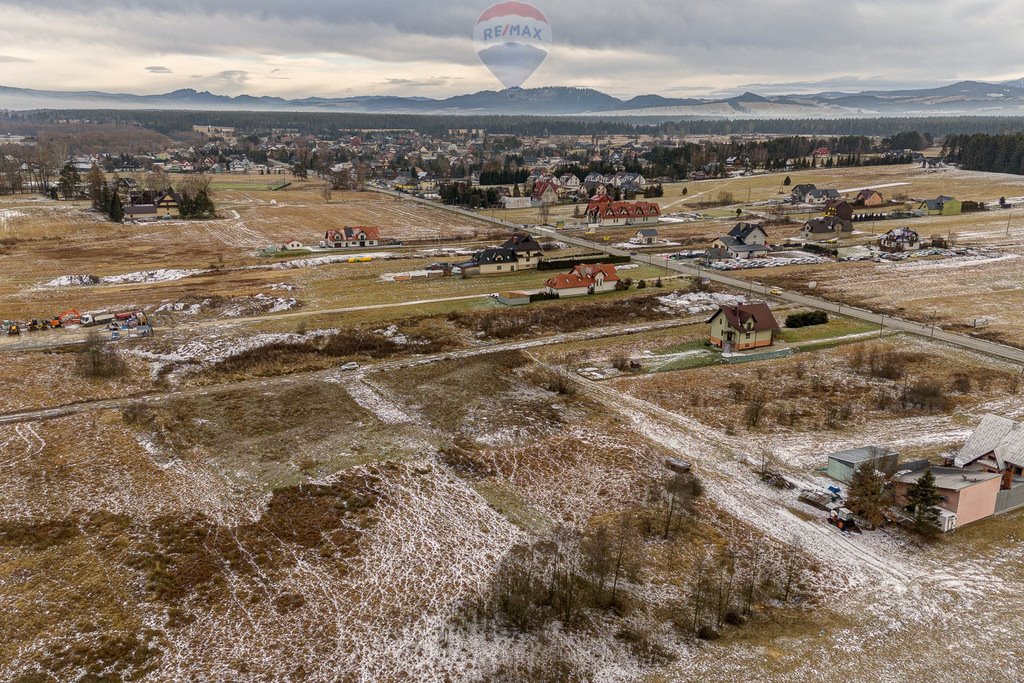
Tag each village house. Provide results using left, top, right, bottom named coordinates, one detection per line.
left=283, top=239, right=304, bottom=250
left=807, top=188, right=841, bottom=205
left=585, top=196, right=662, bottom=227
left=878, top=226, right=921, bottom=252
left=894, top=466, right=1002, bottom=529
left=800, top=216, right=850, bottom=240
left=543, top=263, right=620, bottom=298
left=854, top=189, right=885, bottom=207
left=500, top=232, right=544, bottom=270
left=706, top=302, right=780, bottom=351
left=917, top=195, right=962, bottom=216
left=633, top=228, right=659, bottom=245
left=457, top=247, right=520, bottom=277
left=823, top=199, right=854, bottom=228
left=531, top=180, right=559, bottom=206
left=155, top=192, right=181, bottom=218
left=711, top=222, right=770, bottom=259
left=790, top=184, right=817, bottom=202
left=953, top=414, right=1024, bottom=514
left=322, top=226, right=381, bottom=249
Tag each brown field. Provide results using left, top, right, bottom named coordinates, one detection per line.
left=4, top=163, right=1024, bottom=682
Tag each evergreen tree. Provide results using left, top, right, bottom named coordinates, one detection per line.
left=847, top=465, right=888, bottom=528
left=906, top=469, right=942, bottom=536
left=783, top=175, right=792, bottom=186
left=109, top=193, right=124, bottom=223
left=58, top=163, right=81, bottom=200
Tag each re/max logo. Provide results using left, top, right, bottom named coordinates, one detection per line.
left=482, top=24, right=544, bottom=41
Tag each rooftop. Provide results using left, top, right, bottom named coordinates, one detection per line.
left=896, top=467, right=1001, bottom=491
left=828, top=446, right=897, bottom=466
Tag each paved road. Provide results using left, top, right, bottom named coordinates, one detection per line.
left=372, top=189, right=1024, bottom=367
left=0, top=317, right=700, bottom=426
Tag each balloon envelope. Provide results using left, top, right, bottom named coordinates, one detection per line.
left=473, top=2, right=551, bottom=89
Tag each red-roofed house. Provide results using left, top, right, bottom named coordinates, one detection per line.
left=544, top=263, right=620, bottom=298
left=322, top=226, right=381, bottom=249
left=531, top=180, right=559, bottom=205
left=707, top=303, right=780, bottom=351
left=586, top=199, right=661, bottom=227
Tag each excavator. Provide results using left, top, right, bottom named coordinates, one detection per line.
left=56, top=309, right=82, bottom=326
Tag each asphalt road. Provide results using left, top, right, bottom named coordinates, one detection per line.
left=371, top=189, right=1024, bottom=367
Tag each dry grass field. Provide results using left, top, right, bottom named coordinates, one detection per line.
left=4, top=164, right=1024, bottom=682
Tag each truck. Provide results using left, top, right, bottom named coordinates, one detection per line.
left=81, top=312, right=115, bottom=327
left=825, top=502, right=860, bottom=533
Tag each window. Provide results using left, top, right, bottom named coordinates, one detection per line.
left=496, top=265, right=502, bottom=271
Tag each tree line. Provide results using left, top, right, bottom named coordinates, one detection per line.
left=944, top=133, right=1024, bottom=174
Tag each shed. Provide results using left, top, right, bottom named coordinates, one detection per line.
left=826, top=446, right=898, bottom=484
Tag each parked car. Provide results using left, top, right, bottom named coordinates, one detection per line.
left=341, top=362, right=359, bottom=371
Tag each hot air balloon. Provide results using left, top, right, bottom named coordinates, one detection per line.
left=473, top=2, right=551, bottom=90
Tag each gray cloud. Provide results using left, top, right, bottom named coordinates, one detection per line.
left=145, top=65, right=173, bottom=74
left=210, top=70, right=250, bottom=86
left=0, top=55, right=32, bottom=63
left=3, top=1, right=1024, bottom=96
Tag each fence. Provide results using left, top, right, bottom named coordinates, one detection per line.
left=995, top=485, right=1024, bottom=515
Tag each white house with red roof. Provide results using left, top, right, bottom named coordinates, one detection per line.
left=543, top=263, right=620, bottom=298
left=321, top=226, right=381, bottom=249
left=586, top=197, right=661, bottom=227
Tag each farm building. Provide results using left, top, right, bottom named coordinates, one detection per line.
left=283, top=239, right=303, bottom=250
left=878, top=227, right=921, bottom=252
left=707, top=302, right=779, bottom=351
left=894, top=467, right=1002, bottom=528
left=917, top=195, right=962, bottom=216
left=826, top=446, right=898, bottom=484
left=543, top=263, right=620, bottom=298
left=323, top=227, right=381, bottom=249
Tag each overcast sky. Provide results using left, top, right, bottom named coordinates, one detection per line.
left=1, top=1, right=1022, bottom=99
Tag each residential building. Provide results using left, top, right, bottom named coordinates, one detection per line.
left=790, top=184, right=817, bottom=202
left=707, top=303, right=780, bottom=351
left=457, top=247, right=520, bottom=277
left=823, top=199, right=854, bottom=229
left=322, top=226, right=381, bottom=249
left=585, top=197, right=661, bottom=226
left=918, top=195, right=962, bottom=216
left=878, top=227, right=921, bottom=252
left=544, top=263, right=620, bottom=298
left=801, top=216, right=849, bottom=240
left=711, top=222, right=769, bottom=259
left=953, top=414, right=1024, bottom=515
left=855, top=189, right=885, bottom=207
left=894, top=467, right=1002, bottom=528
left=634, top=228, right=659, bottom=245
left=500, top=232, right=544, bottom=270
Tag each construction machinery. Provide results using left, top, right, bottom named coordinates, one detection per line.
left=57, top=309, right=82, bottom=326
left=5, top=322, right=20, bottom=336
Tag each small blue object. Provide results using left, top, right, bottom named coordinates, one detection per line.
left=827, top=485, right=841, bottom=495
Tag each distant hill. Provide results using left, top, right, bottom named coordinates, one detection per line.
left=6, top=80, right=1024, bottom=117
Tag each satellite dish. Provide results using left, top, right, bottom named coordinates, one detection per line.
left=473, top=2, right=551, bottom=90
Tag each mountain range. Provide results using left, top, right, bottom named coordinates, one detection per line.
left=5, top=81, right=1024, bottom=117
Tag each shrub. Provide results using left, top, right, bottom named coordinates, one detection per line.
left=77, top=334, right=127, bottom=379
left=785, top=311, right=829, bottom=328
left=697, top=625, right=721, bottom=640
